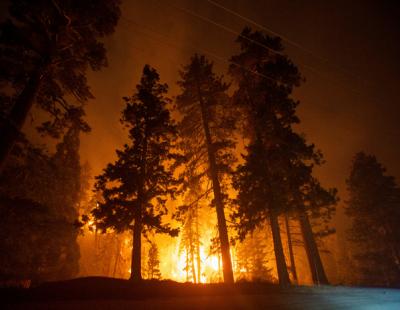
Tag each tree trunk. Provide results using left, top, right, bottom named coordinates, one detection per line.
left=191, top=243, right=196, bottom=283
left=196, top=82, right=234, bottom=283
left=189, top=218, right=197, bottom=283
left=130, top=211, right=142, bottom=282
left=270, top=209, right=291, bottom=286
left=130, top=135, right=147, bottom=282
left=186, top=248, right=189, bottom=282
left=298, top=208, right=329, bottom=285
left=284, top=213, right=298, bottom=284
left=113, top=238, right=121, bottom=277
left=195, top=204, right=201, bottom=283
left=0, top=64, right=46, bottom=173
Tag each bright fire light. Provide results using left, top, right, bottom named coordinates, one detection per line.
left=170, top=242, right=222, bottom=283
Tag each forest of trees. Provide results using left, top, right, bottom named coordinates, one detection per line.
left=0, top=0, right=399, bottom=289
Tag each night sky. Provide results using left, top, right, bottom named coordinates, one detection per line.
left=77, top=0, right=400, bottom=235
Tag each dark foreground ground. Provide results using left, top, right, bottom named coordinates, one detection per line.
left=1, top=277, right=400, bottom=309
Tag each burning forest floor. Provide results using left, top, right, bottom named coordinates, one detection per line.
left=1, top=277, right=400, bottom=309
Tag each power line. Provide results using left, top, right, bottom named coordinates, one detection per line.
left=205, top=0, right=380, bottom=88
left=120, top=16, right=379, bottom=112
left=206, top=0, right=308, bottom=52
left=148, top=1, right=383, bottom=101
left=116, top=17, right=400, bottom=138
left=156, top=0, right=284, bottom=57
left=121, top=16, right=288, bottom=85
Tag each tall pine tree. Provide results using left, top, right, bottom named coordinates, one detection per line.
left=176, top=54, right=236, bottom=283
left=146, top=242, right=161, bottom=280
left=93, top=65, right=179, bottom=282
left=230, top=27, right=336, bottom=286
left=0, top=114, right=84, bottom=282
left=346, top=152, right=400, bottom=286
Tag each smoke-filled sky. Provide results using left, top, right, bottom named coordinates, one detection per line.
left=2, top=0, right=397, bottom=231
left=82, top=0, right=400, bottom=201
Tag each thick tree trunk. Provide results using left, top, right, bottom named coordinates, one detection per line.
left=298, top=208, right=329, bottom=285
left=270, top=209, right=291, bottom=287
left=130, top=211, right=142, bottom=282
left=0, top=65, right=46, bottom=173
left=196, top=83, right=234, bottom=283
left=284, top=213, right=298, bottom=284
left=195, top=204, right=201, bottom=283
left=113, top=238, right=121, bottom=277
left=191, top=243, right=196, bottom=283
left=130, top=136, right=147, bottom=282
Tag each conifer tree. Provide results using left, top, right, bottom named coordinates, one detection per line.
left=0, top=114, right=85, bottom=281
left=230, top=27, right=336, bottom=286
left=147, top=242, right=161, bottom=280
left=346, top=152, right=400, bottom=286
left=175, top=173, right=205, bottom=283
left=177, top=201, right=200, bottom=283
left=93, top=65, right=179, bottom=282
left=0, top=0, right=121, bottom=171
left=176, top=54, right=236, bottom=283
left=235, top=228, right=274, bottom=282
left=233, top=138, right=292, bottom=285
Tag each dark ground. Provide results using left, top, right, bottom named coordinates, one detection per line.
left=1, top=277, right=400, bottom=309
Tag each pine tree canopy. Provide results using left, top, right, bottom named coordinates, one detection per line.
left=0, top=0, right=121, bottom=137
left=177, top=54, right=236, bottom=188
left=230, top=28, right=337, bottom=238
left=346, top=152, right=400, bottom=285
left=93, top=65, right=180, bottom=237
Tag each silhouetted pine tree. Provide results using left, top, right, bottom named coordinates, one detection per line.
left=176, top=54, right=236, bottom=283
left=0, top=114, right=84, bottom=282
left=298, top=177, right=336, bottom=285
left=0, top=0, right=121, bottom=171
left=346, top=152, right=400, bottom=286
left=93, top=65, right=180, bottom=282
left=235, top=228, right=274, bottom=283
left=233, top=138, right=292, bottom=286
left=230, top=27, right=336, bottom=286
left=177, top=197, right=201, bottom=283
left=146, top=243, right=161, bottom=280
left=175, top=170, right=206, bottom=283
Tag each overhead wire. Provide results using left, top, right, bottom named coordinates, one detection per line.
left=121, top=16, right=288, bottom=85
left=205, top=0, right=384, bottom=89
left=119, top=19, right=400, bottom=137
left=119, top=16, right=369, bottom=133
left=148, top=0, right=399, bottom=114
left=119, top=16, right=371, bottom=116
left=206, top=0, right=311, bottom=53
left=149, top=1, right=382, bottom=100
left=156, top=0, right=284, bottom=57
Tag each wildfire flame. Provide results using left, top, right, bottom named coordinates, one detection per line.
left=171, top=243, right=221, bottom=283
